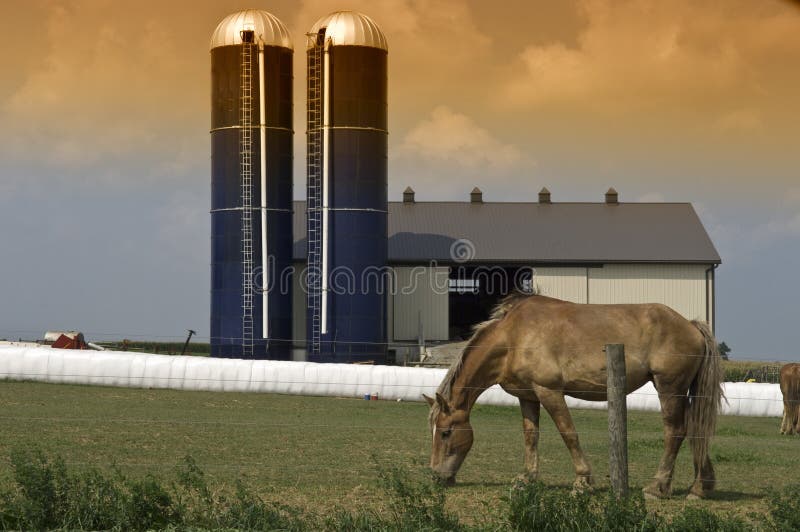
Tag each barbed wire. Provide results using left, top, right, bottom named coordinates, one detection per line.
left=1, top=329, right=797, bottom=364
left=0, top=372, right=788, bottom=403
left=0, top=414, right=766, bottom=439
left=0, top=393, right=792, bottom=488
left=0, top=451, right=736, bottom=485
left=2, top=344, right=797, bottom=369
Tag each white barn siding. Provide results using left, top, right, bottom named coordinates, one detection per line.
left=533, top=267, right=588, bottom=303
left=588, top=264, right=709, bottom=322
left=392, top=266, right=449, bottom=341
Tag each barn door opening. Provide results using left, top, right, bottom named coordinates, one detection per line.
left=448, top=266, right=532, bottom=340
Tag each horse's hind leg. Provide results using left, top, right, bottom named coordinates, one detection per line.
left=688, top=450, right=716, bottom=500
left=781, top=400, right=798, bottom=435
left=780, top=401, right=790, bottom=434
left=535, top=387, right=592, bottom=490
left=518, top=398, right=541, bottom=482
left=644, top=389, right=688, bottom=499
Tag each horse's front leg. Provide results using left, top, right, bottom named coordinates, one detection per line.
left=517, top=398, right=541, bottom=482
left=535, top=387, right=592, bottom=491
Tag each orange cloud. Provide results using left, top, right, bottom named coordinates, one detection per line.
left=502, top=0, right=800, bottom=118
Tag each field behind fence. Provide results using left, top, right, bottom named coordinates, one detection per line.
left=0, top=380, right=796, bottom=525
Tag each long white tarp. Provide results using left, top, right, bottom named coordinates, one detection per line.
left=0, top=345, right=784, bottom=417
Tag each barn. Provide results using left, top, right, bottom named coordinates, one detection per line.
left=289, top=187, right=721, bottom=361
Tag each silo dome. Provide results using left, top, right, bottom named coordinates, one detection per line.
left=210, top=9, right=293, bottom=50
left=309, top=10, right=388, bottom=50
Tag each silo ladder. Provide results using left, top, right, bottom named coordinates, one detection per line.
left=240, top=34, right=255, bottom=358
left=306, top=37, right=324, bottom=356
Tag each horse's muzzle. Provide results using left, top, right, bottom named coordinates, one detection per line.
left=432, top=472, right=456, bottom=487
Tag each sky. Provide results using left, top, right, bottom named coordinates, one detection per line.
left=0, top=0, right=798, bottom=360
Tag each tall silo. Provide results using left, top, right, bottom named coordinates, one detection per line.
left=210, top=10, right=293, bottom=359
left=306, top=11, right=388, bottom=363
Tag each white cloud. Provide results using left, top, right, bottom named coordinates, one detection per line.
left=636, top=192, right=666, bottom=202
left=398, top=106, right=524, bottom=169
left=766, top=213, right=800, bottom=237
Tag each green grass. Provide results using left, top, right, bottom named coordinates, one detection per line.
left=0, top=381, right=794, bottom=524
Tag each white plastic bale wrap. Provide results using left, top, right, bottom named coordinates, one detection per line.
left=722, top=382, right=782, bottom=417
left=0, top=345, right=784, bottom=417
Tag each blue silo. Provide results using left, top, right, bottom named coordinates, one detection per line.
left=306, top=11, right=388, bottom=363
left=210, top=10, right=293, bottom=359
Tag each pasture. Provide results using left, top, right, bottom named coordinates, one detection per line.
left=0, top=380, right=796, bottom=524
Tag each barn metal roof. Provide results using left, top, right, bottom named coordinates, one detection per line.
left=292, top=201, right=721, bottom=264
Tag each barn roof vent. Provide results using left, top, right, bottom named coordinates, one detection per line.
left=605, top=187, right=619, bottom=204
left=470, top=187, right=483, bottom=203
left=403, top=186, right=415, bottom=203
left=539, top=187, right=551, bottom=204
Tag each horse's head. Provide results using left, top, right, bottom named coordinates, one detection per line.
left=424, top=392, right=473, bottom=485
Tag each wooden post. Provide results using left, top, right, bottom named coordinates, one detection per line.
left=606, top=343, right=629, bottom=498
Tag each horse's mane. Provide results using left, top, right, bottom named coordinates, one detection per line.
left=471, top=290, right=531, bottom=334
left=431, top=291, right=533, bottom=419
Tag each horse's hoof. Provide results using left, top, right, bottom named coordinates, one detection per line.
left=686, top=492, right=702, bottom=501
left=571, top=478, right=592, bottom=495
left=642, top=483, right=671, bottom=499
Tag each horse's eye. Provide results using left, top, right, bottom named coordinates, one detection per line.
left=441, top=428, right=452, bottom=438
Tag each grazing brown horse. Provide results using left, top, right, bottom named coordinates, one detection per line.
left=779, top=363, right=800, bottom=435
left=425, top=294, right=724, bottom=499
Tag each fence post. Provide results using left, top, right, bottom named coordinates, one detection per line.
left=606, top=343, right=629, bottom=498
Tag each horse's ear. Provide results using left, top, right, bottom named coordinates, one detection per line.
left=422, top=394, right=435, bottom=407
left=435, top=392, right=452, bottom=415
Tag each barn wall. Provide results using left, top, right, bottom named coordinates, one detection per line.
left=707, top=269, right=715, bottom=331
left=392, top=266, right=449, bottom=341
left=293, top=262, right=714, bottom=346
left=588, top=264, right=709, bottom=322
left=533, top=267, right=588, bottom=303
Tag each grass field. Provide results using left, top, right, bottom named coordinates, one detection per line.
left=0, top=381, right=795, bottom=524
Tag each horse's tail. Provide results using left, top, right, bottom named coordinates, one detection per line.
left=788, top=365, right=800, bottom=430
left=688, top=320, right=725, bottom=468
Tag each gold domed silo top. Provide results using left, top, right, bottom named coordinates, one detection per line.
left=309, top=11, right=388, bottom=50
left=210, top=9, right=293, bottom=50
